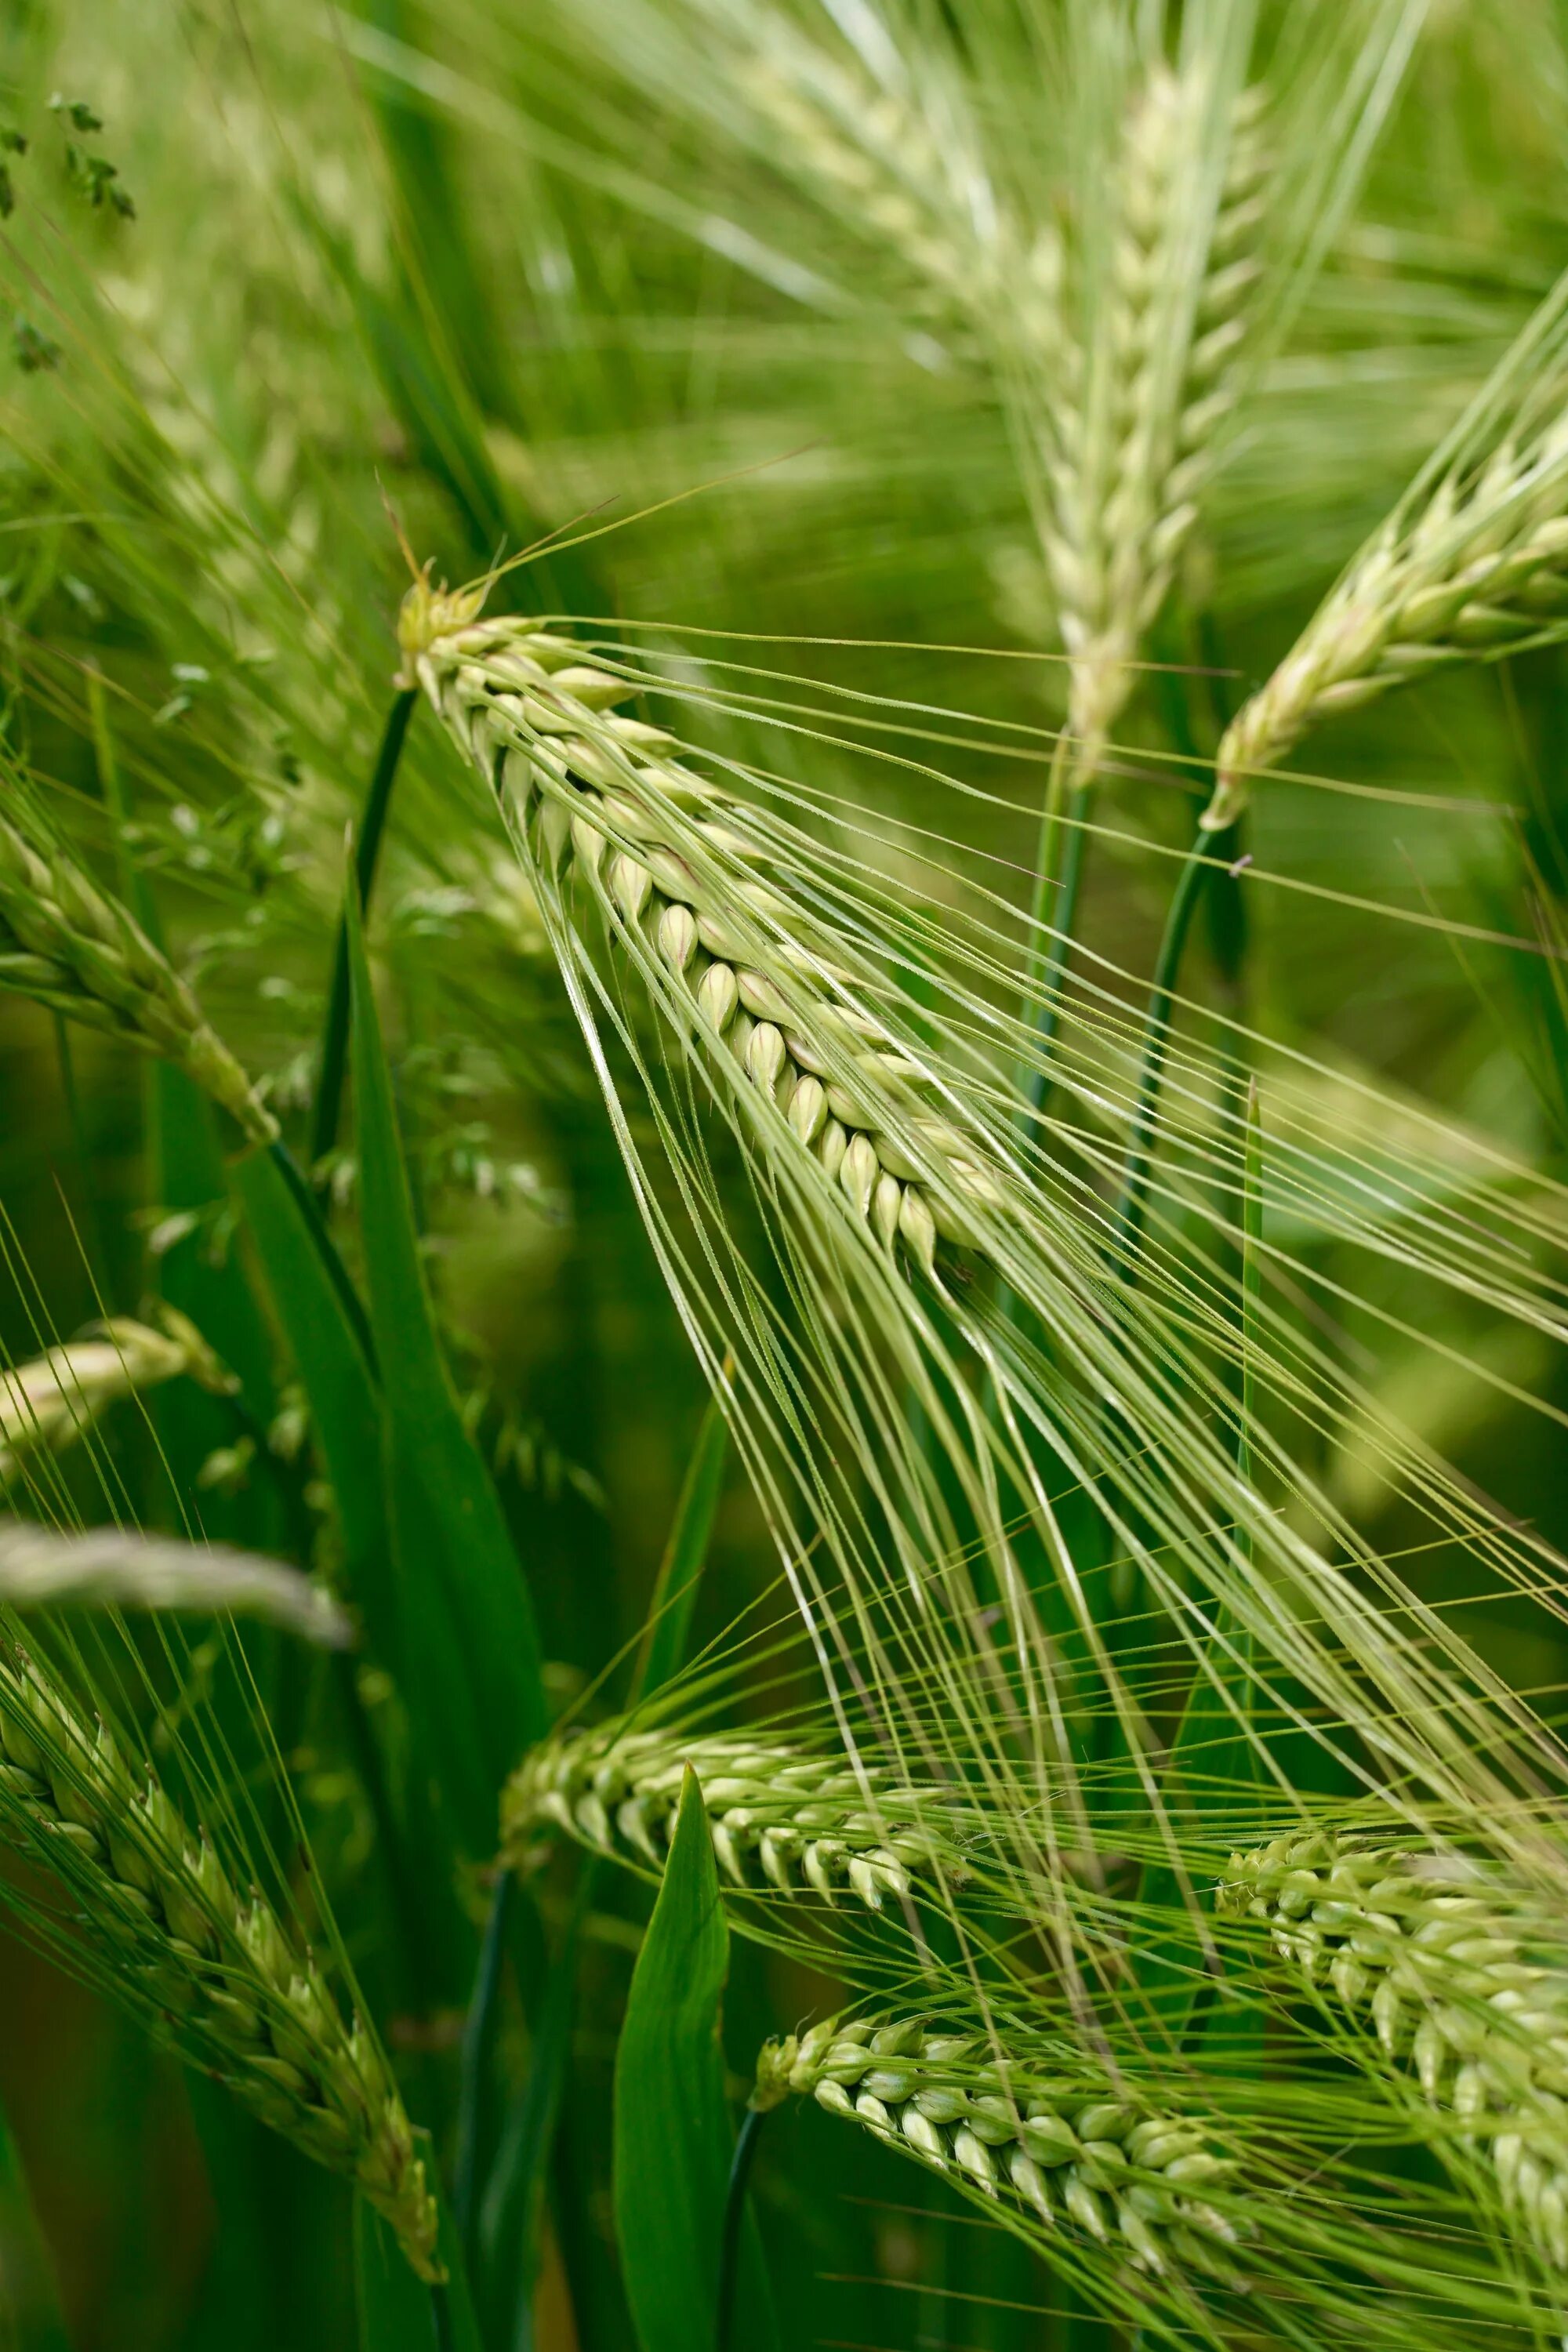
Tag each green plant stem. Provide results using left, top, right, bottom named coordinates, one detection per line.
left=310, top=688, right=418, bottom=1176
left=456, top=1866, right=514, bottom=2257
left=1018, top=734, right=1091, bottom=1142
left=1109, top=825, right=1213, bottom=1267
left=267, top=1138, right=376, bottom=1374
left=715, top=2104, right=765, bottom=2352
left=53, top=1010, right=112, bottom=1300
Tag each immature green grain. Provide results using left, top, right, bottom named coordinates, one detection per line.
left=0, top=794, right=275, bottom=1144
left=503, top=1720, right=968, bottom=1911
left=757, top=2012, right=1243, bottom=2281
left=1220, top=1830, right=1568, bottom=2278
left=0, top=1647, right=439, bottom=2278
left=1047, top=68, right=1269, bottom=769
left=0, top=1308, right=235, bottom=1484
left=0, top=1522, right=351, bottom=1646
left=1206, top=390, right=1568, bottom=829
left=402, top=583, right=1011, bottom=1278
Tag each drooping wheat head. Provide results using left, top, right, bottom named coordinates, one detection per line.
left=0, top=782, right=276, bottom=1144
left=503, top=1719, right=970, bottom=1911
left=1207, top=273, right=1568, bottom=829
left=757, top=2011, right=1242, bottom=2284
left=1220, top=1830, right=1568, bottom=2280
left=0, top=1307, right=236, bottom=1484
left=0, top=1646, right=439, bottom=2277
left=402, top=587, right=1009, bottom=1280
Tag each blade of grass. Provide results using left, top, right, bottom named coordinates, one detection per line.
left=236, top=1142, right=474, bottom=2010
left=345, top=866, right=546, bottom=1854
left=1109, top=825, right=1214, bottom=1266
left=312, top=692, right=419, bottom=1177
left=630, top=1381, right=728, bottom=1703
left=612, top=1768, right=775, bottom=2352
left=0, top=2089, right=70, bottom=2352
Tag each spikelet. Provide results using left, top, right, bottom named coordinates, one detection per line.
left=403, top=587, right=1012, bottom=1279
left=0, top=1308, right=236, bottom=1485
left=503, top=1720, right=969, bottom=1911
left=1047, top=68, right=1269, bottom=768
left=1207, top=345, right=1568, bottom=827
left=758, top=2013, right=1243, bottom=2283
left=1220, top=1831, right=1568, bottom=2278
left=0, top=789, right=275, bottom=1145
left=0, top=1647, right=439, bottom=2278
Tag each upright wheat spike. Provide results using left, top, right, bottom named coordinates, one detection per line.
left=0, top=1647, right=439, bottom=2277
left=1047, top=69, right=1269, bottom=769
left=503, top=1720, right=970, bottom=1910
left=757, top=2012, right=1242, bottom=2281
left=1220, top=1831, right=1568, bottom=2278
left=0, top=791, right=275, bottom=1143
left=0, top=1308, right=235, bottom=1483
left=1206, top=353, right=1568, bottom=829
left=402, top=583, right=1012, bottom=1280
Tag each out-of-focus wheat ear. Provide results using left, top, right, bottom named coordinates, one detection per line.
left=0, top=776, right=275, bottom=1145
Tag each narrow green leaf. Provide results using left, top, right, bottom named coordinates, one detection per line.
left=477, top=1875, right=586, bottom=2349
left=355, top=2180, right=481, bottom=2352
left=0, top=2088, right=69, bottom=2351
left=346, top=871, right=546, bottom=1855
left=632, top=1384, right=728, bottom=1703
left=613, top=1768, right=776, bottom=2352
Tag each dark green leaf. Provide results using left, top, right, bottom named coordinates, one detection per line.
left=347, top=869, right=546, bottom=1855
left=612, top=1769, right=737, bottom=2352
left=632, top=1385, right=728, bottom=1703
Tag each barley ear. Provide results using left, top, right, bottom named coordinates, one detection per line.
left=503, top=1720, right=968, bottom=1913
left=764, top=2012, right=1243, bottom=2283
left=0, top=785, right=275, bottom=1145
left=0, top=1647, right=439, bottom=2279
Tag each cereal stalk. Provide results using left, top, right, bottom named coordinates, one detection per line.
left=1207, top=344, right=1568, bottom=830
left=0, top=1522, right=351, bottom=1646
left=403, top=585, right=1011, bottom=1281
left=0, top=1646, right=439, bottom=2278
left=1047, top=68, right=1269, bottom=772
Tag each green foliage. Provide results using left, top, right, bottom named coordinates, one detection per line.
left=612, top=1769, right=768, bottom=2352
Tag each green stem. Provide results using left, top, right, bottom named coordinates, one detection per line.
left=1109, top=825, right=1213, bottom=1267
left=715, top=2105, right=766, bottom=2352
left=266, top=1138, right=376, bottom=1375
left=1017, top=730, right=1092, bottom=1142
left=310, top=688, right=418, bottom=1175
left=456, top=1866, right=515, bottom=2257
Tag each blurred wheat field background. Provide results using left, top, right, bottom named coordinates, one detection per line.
left=3, top=2, right=1568, bottom=2347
